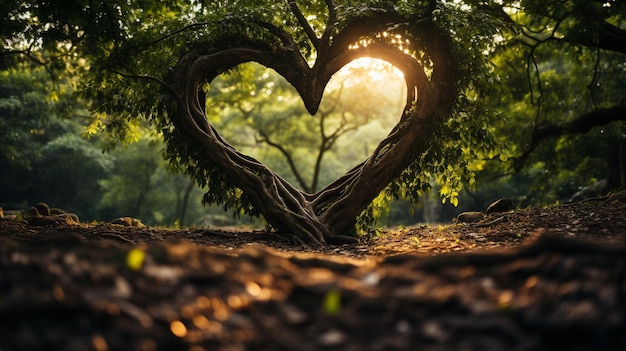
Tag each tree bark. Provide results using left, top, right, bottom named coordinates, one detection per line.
left=179, top=180, right=194, bottom=227
left=166, top=13, right=459, bottom=245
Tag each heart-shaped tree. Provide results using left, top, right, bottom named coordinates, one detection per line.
left=78, top=0, right=501, bottom=245
left=165, top=2, right=459, bottom=245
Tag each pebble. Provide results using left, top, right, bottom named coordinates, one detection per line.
left=486, top=198, right=515, bottom=215
left=318, top=329, right=347, bottom=346
left=455, top=211, right=484, bottom=223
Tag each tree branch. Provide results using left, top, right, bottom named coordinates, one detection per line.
left=2, top=48, right=58, bottom=81
left=514, top=105, right=626, bottom=171
left=288, top=0, right=320, bottom=50
left=135, top=23, right=210, bottom=48
left=565, top=22, right=626, bottom=55
left=257, top=130, right=312, bottom=193
left=319, top=0, right=336, bottom=48
left=109, top=69, right=178, bottom=100
left=255, top=21, right=299, bottom=50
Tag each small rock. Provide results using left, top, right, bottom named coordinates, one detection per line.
left=3, top=210, right=20, bottom=220
left=50, top=208, right=66, bottom=215
left=27, top=216, right=62, bottom=226
left=569, top=179, right=608, bottom=202
left=608, top=189, right=626, bottom=203
left=485, top=198, right=515, bottom=215
left=360, top=272, right=380, bottom=286
left=317, top=329, right=346, bottom=346
left=455, top=211, right=484, bottom=223
left=131, top=218, right=145, bottom=227
left=395, top=320, right=411, bottom=333
left=23, top=207, right=41, bottom=219
left=279, top=303, right=308, bottom=324
left=67, top=213, right=80, bottom=223
left=422, top=321, right=449, bottom=341
left=58, top=213, right=80, bottom=225
left=111, top=217, right=145, bottom=227
left=33, top=202, right=51, bottom=216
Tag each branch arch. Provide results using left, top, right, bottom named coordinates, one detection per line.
left=166, top=12, right=459, bottom=245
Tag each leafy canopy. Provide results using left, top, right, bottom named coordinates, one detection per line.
left=3, top=0, right=507, bottom=233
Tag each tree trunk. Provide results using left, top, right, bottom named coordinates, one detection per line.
left=166, top=17, right=458, bottom=245
left=607, top=138, right=626, bottom=189
left=178, top=179, right=194, bottom=227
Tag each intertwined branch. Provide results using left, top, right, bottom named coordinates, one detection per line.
left=166, top=1, right=459, bottom=245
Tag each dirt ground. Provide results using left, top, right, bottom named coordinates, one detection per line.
left=1, top=194, right=626, bottom=351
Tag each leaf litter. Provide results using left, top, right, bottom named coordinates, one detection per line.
left=1, top=194, right=625, bottom=350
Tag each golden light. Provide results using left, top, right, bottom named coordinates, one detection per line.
left=196, top=295, right=212, bottom=309
left=245, top=281, right=262, bottom=296
left=170, top=320, right=188, bottom=338
left=92, top=334, right=109, bottom=351
left=335, top=57, right=404, bottom=83
left=193, top=314, right=210, bottom=328
left=52, top=285, right=65, bottom=301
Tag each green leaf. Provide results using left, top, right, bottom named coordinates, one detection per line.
left=126, top=248, right=146, bottom=270
left=323, top=289, right=342, bottom=316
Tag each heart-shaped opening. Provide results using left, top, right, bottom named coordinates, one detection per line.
left=205, top=59, right=406, bottom=193
left=168, top=14, right=457, bottom=245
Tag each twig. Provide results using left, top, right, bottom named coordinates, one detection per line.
left=473, top=216, right=505, bottom=228
left=556, top=194, right=612, bottom=207
left=100, top=233, right=136, bottom=245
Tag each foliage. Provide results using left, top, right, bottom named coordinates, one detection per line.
left=469, top=0, right=626, bottom=206
left=382, top=0, right=509, bottom=209
left=97, top=134, right=208, bottom=226
left=1, top=0, right=505, bottom=237
left=0, top=65, right=207, bottom=225
left=0, top=66, right=113, bottom=219
left=0, top=68, right=60, bottom=170
left=3, top=0, right=624, bottom=237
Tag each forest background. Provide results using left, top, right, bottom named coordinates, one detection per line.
left=1, top=0, right=625, bottom=229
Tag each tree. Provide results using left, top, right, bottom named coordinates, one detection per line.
left=2, top=1, right=504, bottom=245
left=97, top=134, right=207, bottom=227
left=0, top=68, right=54, bottom=174
left=482, top=0, right=626, bottom=200
left=0, top=67, right=113, bottom=219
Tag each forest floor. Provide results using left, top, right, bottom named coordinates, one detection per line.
left=1, top=193, right=626, bottom=351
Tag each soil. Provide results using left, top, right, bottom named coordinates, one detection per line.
left=1, top=194, right=626, bottom=351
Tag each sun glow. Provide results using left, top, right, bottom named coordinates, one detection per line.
left=330, top=57, right=405, bottom=90
left=351, top=57, right=404, bottom=81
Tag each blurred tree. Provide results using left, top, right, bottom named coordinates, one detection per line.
left=98, top=135, right=206, bottom=227
left=463, top=0, right=626, bottom=208
left=0, top=65, right=206, bottom=225
left=0, top=67, right=113, bottom=219
left=34, top=133, right=113, bottom=219
left=206, top=61, right=405, bottom=193
left=98, top=137, right=162, bottom=222
left=0, top=68, right=52, bottom=180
